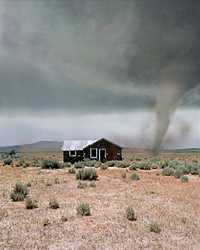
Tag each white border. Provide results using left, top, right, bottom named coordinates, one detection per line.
left=90, top=148, right=98, bottom=159
left=69, top=150, right=77, bottom=157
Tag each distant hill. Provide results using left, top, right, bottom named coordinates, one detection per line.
left=170, top=148, right=200, bottom=153
left=0, top=141, right=63, bottom=152
left=0, top=141, right=199, bottom=154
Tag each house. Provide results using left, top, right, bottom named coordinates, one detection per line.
left=62, top=138, right=122, bottom=163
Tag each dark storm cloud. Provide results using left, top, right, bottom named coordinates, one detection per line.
left=126, top=1, right=200, bottom=84
left=0, top=0, right=156, bottom=113
left=0, top=54, right=154, bottom=113
left=0, top=0, right=200, bottom=150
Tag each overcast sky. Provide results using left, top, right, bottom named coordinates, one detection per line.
left=0, top=1, right=200, bottom=148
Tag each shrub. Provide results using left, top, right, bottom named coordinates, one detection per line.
left=130, top=161, right=151, bottom=170
left=190, top=165, right=200, bottom=175
left=62, top=162, right=71, bottom=168
left=149, top=159, right=160, bottom=169
left=159, top=160, right=170, bottom=169
left=151, top=164, right=158, bottom=169
left=149, top=223, right=161, bottom=233
left=27, top=182, right=32, bottom=187
left=173, top=168, right=184, bottom=179
left=130, top=172, right=140, bottom=181
left=100, top=164, right=108, bottom=170
left=94, top=162, right=102, bottom=168
left=107, top=161, right=116, bottom=167
left=42, top=160, right=62, bottom=169
left=169, top=160, right=181, bottom=169
left=161, top=167, right=174, bottom=176
left=129, top=163, right=137, bottom=171
left=77, top=181, right=87, bottom=189
left=25, top=198, right=38, bottom=209
left=10, top=182, right=28, bottom=201
left=74, top=162, right=84, bottom=169
left=180, top=175, right=189, bottom=183
left=135, top=156, right=143, bottom=161
left=68, top=168, right=76, bottom=174
left=49, top=199, right=60, bottom=209
left=181, top=165, right=192, bottom=175
left=89, top=181, right=96, bottom=188
left=15, top=162, right=20, bottom=168
left=115, top=161, right=129, bottom=168
left=9, top=149, right=16, bottom=157
left=84, top=160, right=97, bottom=167
left=76, top=168, right=98, bottom=181
left=61, top=216, right=68, bottom=222
left=23, top=162, right=30, bottom=168
left=126, top=207, right=137, bottom=221
left=32, top=159, right=39, bottom=167
left=2, top=153, right=9, bottom=159
left=150, top=158, right=161, bottom=165
left=138, top=161, right=152, bottom=170
left=77, top=203, right=91, bottom=216
left=18, top=159, right=25, bottom=167
left=43, top=218, right=50, bottom=227
left=3, top=158, right=12, bottom=166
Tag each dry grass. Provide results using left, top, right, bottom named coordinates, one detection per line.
left=0, top=150, right=200, bottom=249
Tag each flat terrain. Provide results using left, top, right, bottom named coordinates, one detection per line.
left=0, top=150, right=200, bottom=250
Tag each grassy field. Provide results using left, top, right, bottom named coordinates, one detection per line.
left=0, top=149, right=200, bottom=250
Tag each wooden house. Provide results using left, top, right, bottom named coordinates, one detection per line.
left=62, top=138, right=122, bottom=163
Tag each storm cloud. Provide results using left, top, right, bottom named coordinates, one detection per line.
left=0, top=0, right=200, bottom=148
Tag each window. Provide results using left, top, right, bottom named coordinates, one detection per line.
left=90, top=148, right=97, bottom=158
left=69, top=150, right=76, bottom=157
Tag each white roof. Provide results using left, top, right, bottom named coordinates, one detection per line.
left=62, top=140, right=98, bottom=151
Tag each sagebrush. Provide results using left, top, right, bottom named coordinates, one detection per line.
left=10, top=182, right=28, bottom=201
left=76, top=168, right=98, bottom=181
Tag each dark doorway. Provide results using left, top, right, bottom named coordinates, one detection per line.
left=99, top=149, right=106, bottom=162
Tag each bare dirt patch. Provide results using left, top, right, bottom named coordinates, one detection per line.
left=0, top=151, right=200, bottom=249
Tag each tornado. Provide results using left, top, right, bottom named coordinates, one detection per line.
left=126, top=1, right=200, bottom=153
left=153, top=81, right=199, bottom=154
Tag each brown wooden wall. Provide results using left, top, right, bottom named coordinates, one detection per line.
left=63, top=150, right=84, bottom=163
left=84, top=138, right=122, bottom=161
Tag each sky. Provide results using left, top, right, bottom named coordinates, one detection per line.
left=0, top=110, right=200, bottom=149
left=0, top=0, right=200, bottom=148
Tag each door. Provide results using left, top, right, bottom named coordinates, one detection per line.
left=99, top=149, right=106, bottom=162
